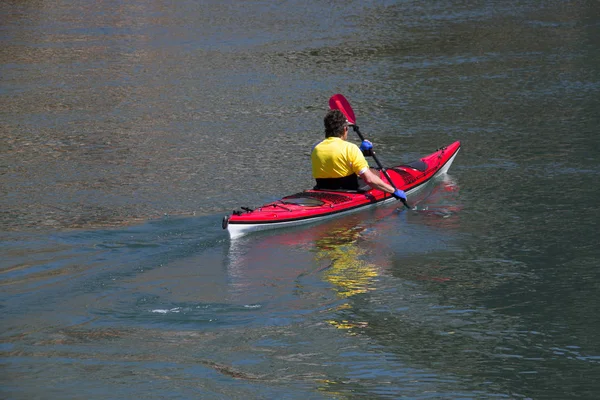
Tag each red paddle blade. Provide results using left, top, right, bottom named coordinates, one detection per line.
left=328, top=94, right=356, bottom=125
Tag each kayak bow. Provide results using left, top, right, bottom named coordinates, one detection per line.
left=223, top=141, right=461, bottom=239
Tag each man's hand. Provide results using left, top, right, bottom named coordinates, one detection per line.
left=359, top=140, right=373, bottom=157
left=392, top=189, right=407, bottom=201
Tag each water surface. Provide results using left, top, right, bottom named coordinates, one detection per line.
left=2, top=0, right=600, bottom=398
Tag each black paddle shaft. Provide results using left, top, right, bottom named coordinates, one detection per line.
left=352, top=125, right=410, bottom=209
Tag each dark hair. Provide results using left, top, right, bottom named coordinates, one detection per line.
left=324, top=110, right=348, bottom=138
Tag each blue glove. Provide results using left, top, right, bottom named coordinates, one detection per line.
left=359, top=140, right=373, bottom=151
left=392, top=189, right=407, bottom=201
left=359, top=140, right=373, bottom=156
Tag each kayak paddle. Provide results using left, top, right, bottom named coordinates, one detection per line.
left=328, top=94, right=411, bottom=209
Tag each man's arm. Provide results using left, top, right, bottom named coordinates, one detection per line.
left=360, top=169, right=408, bottom=201
left=359, top=169, right=395, bottom=194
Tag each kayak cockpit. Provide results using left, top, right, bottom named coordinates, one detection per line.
left=280, top=196, right=324, bottom=207
left=282, top=191, right=352, bottom=205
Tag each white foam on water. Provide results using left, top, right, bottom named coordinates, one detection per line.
left=151, top=307, right=182, bottom=314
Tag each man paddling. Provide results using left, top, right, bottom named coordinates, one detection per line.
left=311, top=109, right=407, bottom=202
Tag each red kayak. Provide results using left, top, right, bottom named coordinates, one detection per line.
left=223, top=140, right=461, bottom=239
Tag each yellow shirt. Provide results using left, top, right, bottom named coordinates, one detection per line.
left=311, top=137, right=369, bottom=179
